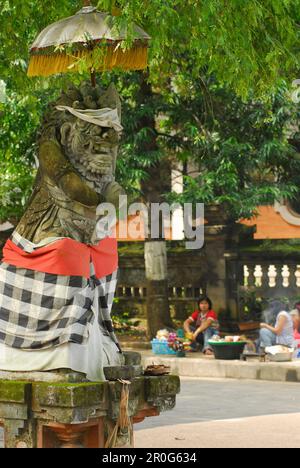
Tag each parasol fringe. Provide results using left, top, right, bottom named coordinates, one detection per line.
left=27, top=46, right=148, bottom=77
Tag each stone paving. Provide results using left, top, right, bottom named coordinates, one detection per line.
left=135, top=377, right=300, bottom=448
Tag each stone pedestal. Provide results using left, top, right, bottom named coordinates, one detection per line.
left=0, top=353, right=180, bottom=448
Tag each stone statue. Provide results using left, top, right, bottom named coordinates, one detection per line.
left=17, top=81, right=124, bottom=244
left=0, top=82, right=125, bottom=381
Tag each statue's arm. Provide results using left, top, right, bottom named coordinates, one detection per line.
left=39, top=140, right=100, bottom=206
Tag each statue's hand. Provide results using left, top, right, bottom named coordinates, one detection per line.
left=104, top=181, right=126, bottom=210
left=39, top=140, right=101, bottom=207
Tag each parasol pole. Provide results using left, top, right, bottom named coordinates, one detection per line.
left=82, top=0, right=96, bottom=86
left=90, top=70, right=96, bottom=87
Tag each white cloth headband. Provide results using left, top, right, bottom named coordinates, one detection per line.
left=56, top=106, right=123, bottom=132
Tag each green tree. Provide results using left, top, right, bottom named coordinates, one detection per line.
left=111, top=72, right=300, bottom=335
left=0, top=90, right=37, bottom=222
left=1, top=0, right=300, bottom=222
left=99, top=0, right=300, bottom=98
left=2, top=0, right=300, bottom=96
left=2, top=0, right=300, bottom=336
left=0, top=0, right=81, bottom=90
left=160, top=78, right=300, bottom=220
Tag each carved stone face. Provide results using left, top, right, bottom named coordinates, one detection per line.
left=61, top=118, right=120, bottom=194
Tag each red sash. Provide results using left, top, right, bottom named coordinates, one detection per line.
left=2, top=237, right=118, bottom=278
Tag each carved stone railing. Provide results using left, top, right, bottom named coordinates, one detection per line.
left=242, top=262, right=300, bottom=292
left=116, top=247, right=207, bottom=319
left=117, top=285, right=204, bottom=300
left=226, top=251, right=300, bottom=321
left=115, top=285, right=204, bottom=320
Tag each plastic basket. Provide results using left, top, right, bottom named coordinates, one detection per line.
left=151, top=339, right=177, bottom=355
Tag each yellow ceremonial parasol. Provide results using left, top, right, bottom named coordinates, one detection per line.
left=27, top=0, right=150, bottom=84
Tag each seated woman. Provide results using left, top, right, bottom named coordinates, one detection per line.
left=183, top=295, right=219, bottom=355
left=258, top=300, right=294, bottom=351
left=290, top=309, right=300, bottom=348
left=294, top=301, right=300, bottom=313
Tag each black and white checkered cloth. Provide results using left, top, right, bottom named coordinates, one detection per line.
left=0, top=234, right=121, bottom=351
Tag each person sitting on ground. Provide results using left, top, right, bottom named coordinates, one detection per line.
left=258, top=300, right=294, bottom=351
left=290, top=309, right=300, bottom=348
left=184, top=295, right=219, bottom=355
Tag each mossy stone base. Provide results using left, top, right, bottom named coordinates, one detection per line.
left=0, top=367, right=180, bottom=448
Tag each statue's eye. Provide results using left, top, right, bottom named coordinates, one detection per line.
left=91, top=126, right=102, bottom=136
left=93, top=136, right=103, bottom=144
left=83, top=141, right=91, bottom=148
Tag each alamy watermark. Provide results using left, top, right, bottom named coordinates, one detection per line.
left=95, top=196, right=205, bottom=250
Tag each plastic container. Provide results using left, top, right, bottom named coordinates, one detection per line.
left=267, top=352, right=293, bottom=362
left=265, top=346, right=294, bottom=362
left=176, top=328, right=185, bottom=339
left=151, top=339, right=176, bottom=355
left=208, top=340, right=247, bottom=360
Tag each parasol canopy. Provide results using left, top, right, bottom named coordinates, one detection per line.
left=27, top=5, right=150, bottom=77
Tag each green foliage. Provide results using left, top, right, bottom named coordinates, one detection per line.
left=241, top=239, right=300, bottom=254
left=0, top=0, right=89, bottom=221
left=1, top=1, right=300, bottom=221
left=162, top=78, right=300, bottom=220
left=0, top=84, right=70, bottom=222
left=1, top=0, right=300, bottom=96
left=239, top=287, right=267, bottom=322
left=98, top=0, right=300, bottom=98
left=111, top=310, right=143, bottom=335
left=239, top=290, right=299, bottom=322
left=0, top=0, right=82, bottom=91
left=113, top=73, right=164, bottom=197
left=0, top=90, right=38, bottom=221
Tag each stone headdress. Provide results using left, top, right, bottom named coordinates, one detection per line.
left=39, top=81, right=122, bottom=144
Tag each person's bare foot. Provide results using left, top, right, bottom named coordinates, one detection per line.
left=203, top=349, right=214, bottom=356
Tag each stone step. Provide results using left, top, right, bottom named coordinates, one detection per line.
left=141, top=352, right=300, bottom=383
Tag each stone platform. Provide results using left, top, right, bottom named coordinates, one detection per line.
left=0, top=352, right=180, bottom=448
